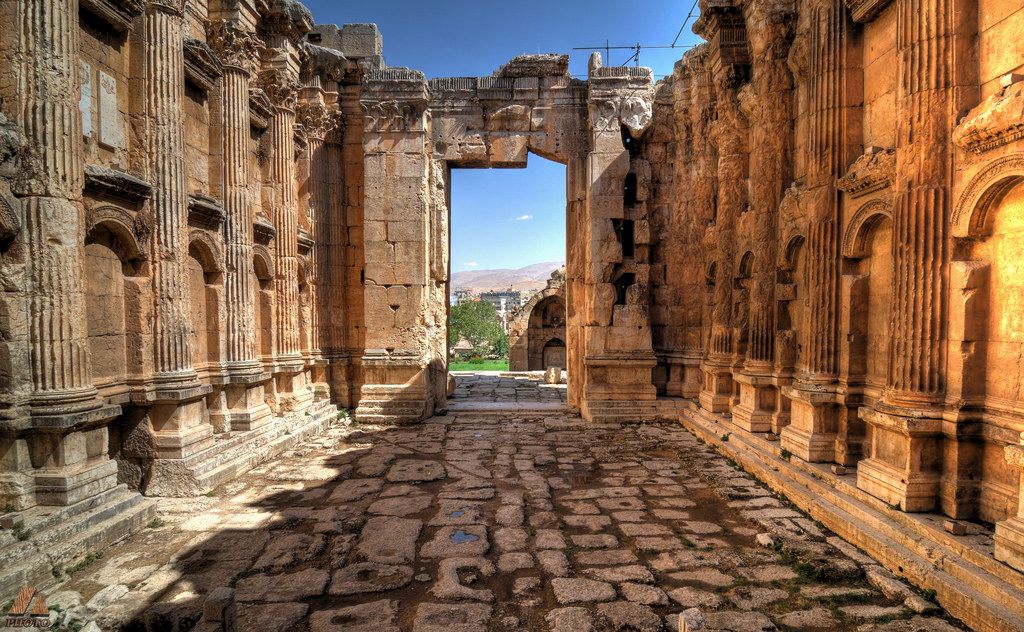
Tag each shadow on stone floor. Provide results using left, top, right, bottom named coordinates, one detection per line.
left=44, top=412, right=974, bottom=632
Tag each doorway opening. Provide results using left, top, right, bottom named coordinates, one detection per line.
left=446, top=153, right=568, bottom=405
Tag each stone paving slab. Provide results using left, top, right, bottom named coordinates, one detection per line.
left=38, top=377, right=969, bottom=631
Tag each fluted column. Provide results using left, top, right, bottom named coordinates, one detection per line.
left=146, top=0, right=196, bottom=388
left=885, top=0, right=951, bottom=406
left=856, top=0, right=956, bottom=512
left=19, top=0, right=98, bottom=415
left=297, top=98, right=331, bottom=358
left=744, top=7, right=793, bottom=370
left=263, top=71, right=302, bottom=365
left=209, top=22, right=261, bottom=375
left=780, top=0, right=859, bottom=463
left=709, top=69, right=745, bottom=362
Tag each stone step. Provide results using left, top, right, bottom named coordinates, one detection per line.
left=0, top=486, right=154, bottom=600
left=681, top=404, right=1024, bottom=632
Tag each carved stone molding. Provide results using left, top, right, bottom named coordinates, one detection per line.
left=837, top=148, right=895, bottom=198
left=206, top=20, right=262, bottom=75
left=587, top=95, right=654, bottom=136
left=257, top=68, right=301, bottom=110
left=79, top=0, right=145, bottom=32
left=262, top=0, right=313, bottom=44
left=187, top=227, right=225, bottom=273
left=183, top=38, right=224, bottom=92
left=84, top=165, right=153, bottom=203
left=254, top=216, right=277, bottom=244
left=953, top=80, right=1024, bottom=155
left=86, top=204, right=149, bottom=261
left=249, top=89, right=274, bottom=129
left=187, top=193, right=225, bottom=230
left=842, top=198, right=893, bottom=258
left=297, top=227, right=314, bottom=254
left=296, top=101, right=334, bottom=140
left=952, top=154, right=1024, bottom=237
left=845, top=0, right=894, bottom=23
left=361, top=100, right=422, bottom=132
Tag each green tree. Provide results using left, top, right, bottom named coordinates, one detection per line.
left=449, top=301, right=505, bottom=356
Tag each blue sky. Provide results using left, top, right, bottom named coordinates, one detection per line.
left=304, top=0, right=703, bottom=272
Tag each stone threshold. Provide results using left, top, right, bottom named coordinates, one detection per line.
left=0, top=485, right=155, bottom=601
left=445, top=401, right=568, bottom=413
left=679, top=402, right=1024, bottom=632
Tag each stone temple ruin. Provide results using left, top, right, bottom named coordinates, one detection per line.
left=1, top=0, right=1024, bottom=629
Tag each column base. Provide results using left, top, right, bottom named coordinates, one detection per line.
left=209, top=377, right=273, bottom=432
left=779, top=386, right=839, bottom=462
left=856, top=405, right=943, bottom=512
left=732, top=372, right=777, bottom=433
left=353, top=351, right=435, bottom=424
left=34, top=458, right=118, bottom=507
left=698, top=361, right=733, bottom=414
left=582, top=353, right=657, bottom=422
left=995, top=516, right=1024, bottom=573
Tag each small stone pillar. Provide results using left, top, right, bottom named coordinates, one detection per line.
left=995, top=436, right=1024, bottom=573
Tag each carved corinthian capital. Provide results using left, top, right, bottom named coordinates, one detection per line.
left=296, top=101, right=335, bottom=140
left=258, top=68, right=302, bottom=110
left=147, top=0, right=183, bottom=16
left=207, top=20, right=262, bottom=76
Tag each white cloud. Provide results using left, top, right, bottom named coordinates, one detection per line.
left=513, top=214, right=533, bottom=221
left=465, top=261, right=479, bottom=267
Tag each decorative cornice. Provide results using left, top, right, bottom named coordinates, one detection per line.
left=84, top=165, right=152, bottom=203
left=254, top=216, right=277, bottom=244
left=146, top=0, right=183, bottom=17
left=79, top=0, right=145, bottom=32
left=261, top=0, right=313, bottom=44
left=249, top=89, right=274, bottom=129
left=953, top=78, right=1024, bottom=154
left=187, top=194, right=225, bottom=230
left=845, top=0, right=894, bottom=23
left=183, top=38, right=224, bottom=92
left=297, top=227, right=314, bottom=253
left=837, top=147, right=895, bottom=198
left=207, top=21, right=262, bottom=75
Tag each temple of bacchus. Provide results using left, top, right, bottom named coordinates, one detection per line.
left=2, top=0, right=1024, bottom=629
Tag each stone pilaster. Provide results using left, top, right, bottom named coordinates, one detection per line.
left=297, top=93, right=335, bottom=399
left=996, top=437, right=1024, bottom=573
left=733, top=1, right=794, bottom=433
left=144, top=0, right=214, bottom=475
left=857, top=0, right=956, bottom=511
left=261, top=67, right=312, bottom=412
left=354, top=69, right=436, bottom=424
left=17, top=0, right=119, bottom=506
left=206, top=20, right=272, bottom=431
left=781, top=0, right=859, bottom=462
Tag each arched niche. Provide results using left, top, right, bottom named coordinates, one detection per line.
left=84, top=220, right=145, bottom=389
left=777, top=235, right=806, bottom=370
left=842, top=201, right=893, bottom=393
left=542, top=337, right=567, bottom=371
left=253, top=248, right=274, bottom=360
left=960, top=172, right=1024, bottom=523
left=297, top=261, right=312, bottom=354
left=187, top=231, right=223, bottom=371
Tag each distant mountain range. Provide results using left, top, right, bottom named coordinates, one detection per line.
left=452, top=261, right=564, bottom=294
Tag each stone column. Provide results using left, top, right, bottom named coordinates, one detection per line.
left=17, top=0, right=120, bottom=506
left=261, top=68, right=311, bottom=412
left=781, top=0, right=860, bottom=462
left=996, top=436, right=1024, bottom=573
left=297, top=94, right=334, bottom=399
left=733, top=2, right=794, bottom=433
left=698, top=66, right=747, bottom=415
left=856, top=0, right=956, bottom=511
left=206, top=21, right=271, bottom=431
left=143, top=0, right=215, bottom=483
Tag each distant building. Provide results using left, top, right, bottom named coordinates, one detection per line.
left=479, top=289, right=530, bottom=332
left=451, top=287, right=472, bottom=305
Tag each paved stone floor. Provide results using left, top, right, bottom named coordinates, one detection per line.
left=449, top=372, right=567, bottom=404
left=40, top=386, right=969, bottom=631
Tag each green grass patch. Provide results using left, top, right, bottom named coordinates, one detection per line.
left=450, top=359, right=509, bottom=371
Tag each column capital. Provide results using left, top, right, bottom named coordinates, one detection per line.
left=257, top=68, right=301, bottom=110
left=296, top=100, right=337, bottom=141
left=207, top=20, right=262, bottom=76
